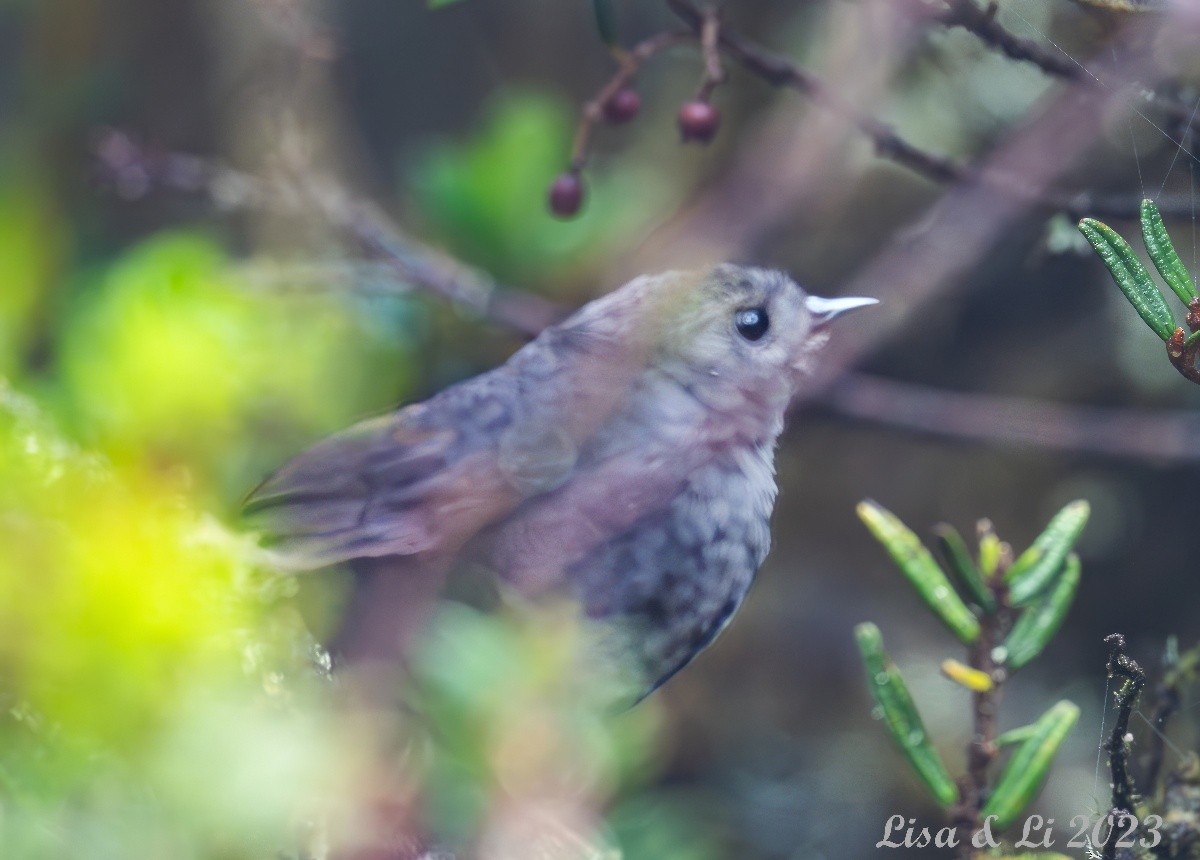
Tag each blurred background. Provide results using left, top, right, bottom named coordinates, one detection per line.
left=3, top=0, right=1200, bottom=857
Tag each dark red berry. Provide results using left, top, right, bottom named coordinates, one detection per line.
left=678, top=100, right=720, bottom=144
left=603, top=88, right=642, bottom=124
left=548, top=172, right=585, bottom=218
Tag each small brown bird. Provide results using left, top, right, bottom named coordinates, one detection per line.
left=246, top=265, right=874, bottom=695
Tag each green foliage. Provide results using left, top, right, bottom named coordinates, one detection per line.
left=1079, top=216, right=1175, bottom=341
left=1005, top=500, right=1090, bottom=606
left=934, top=523, right=996, bottom=611
left=856, top=502, right=1086, bottom=837
left=0, top=381, right=342, bottom=859
left=981, top=701, right=1080, bottom=828
left=854, top=623, right=959, bottom=808
left=1079, top=200, right=1198, bottom=344
left=607, top=795, right=723, bottom=860
left=1003, top=553, right=1081, bottom=670
left=1140, top=199, right=1198, bottom=304
left=55, top=233, right=413, bottom=500
left=856, top=501, right=980, bottom=644
left=0, top=165, right=65, bottom=378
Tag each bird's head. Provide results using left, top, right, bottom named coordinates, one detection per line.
left=600, top=264, right=876, bottom=417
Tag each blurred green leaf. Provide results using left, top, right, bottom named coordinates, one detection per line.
left=0, top=380, right=339, bottom=858
left=1079, top=218, right=1175, bottom=341
left=593, top=0, right=619, bottom=46
left=1140, top=198, right=1198, bottom=304
left=857, top=501, right=980, bottom=645
left=1002, top=552, right=1080, bottom=670
left=409, top=91, right=667, bottom=286
left=56, top=233, right=412, bottom=499
left=982, top=700, right=1079, bottom=828
left=428, top=0, right=468, bottom=8
left=995, top=724, right=1039, bottom=748
left=978, top=522, right=1002, bottom=579
left=0, top=167, right=65, bottom=378
left=855, top=623, right=959, bottom=809
left=414, top=601, right=664, bottom=847
left=1005, top=500, right=1089, bottom=606
left=608, top=794, right=722, bottom=860
left=934, top=524, right=995, bottom=611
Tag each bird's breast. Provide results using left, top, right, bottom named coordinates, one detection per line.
left=566, top=442, right=779, bottom=692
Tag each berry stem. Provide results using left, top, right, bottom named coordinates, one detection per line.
left=569, top=29, right=692, bottom=170
left=696, top=5, right=726, bottom=101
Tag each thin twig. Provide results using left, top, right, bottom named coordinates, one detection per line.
left=1143, top=640, right=1200, bottom=793
left=816, top=371, right=1200, bottom=464
left=570, top=31, right=692, bottom=171
left=937, top=0, right=1200, bottom=133
left=1103, top=633, right=1146, bottom=860
left=956, top=599, right=1009, bottom=855
left=939, top=0, right=1080, bottom=79
left=667, top=0, right=969, bottom=184
left=665, top=0, right=1200, bottom=219
left=696, top=6, right=726, bottom=100
left=1142, top=683, right=1181, bottom=795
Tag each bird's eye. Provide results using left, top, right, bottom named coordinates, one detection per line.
left=735, top=307, right=769, bottom=341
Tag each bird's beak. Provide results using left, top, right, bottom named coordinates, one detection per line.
left=805, top=295, right=879, bottom=329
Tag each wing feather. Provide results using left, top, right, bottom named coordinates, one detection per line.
left=246, top=305, right=650, bottom=572
left=245, top=400, right=514, bottom=568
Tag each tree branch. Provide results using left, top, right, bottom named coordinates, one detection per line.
left=938, top=0, right=1200, bottom=134
left=570, top=31, right=692, bottom=171
left=939, top=0, right=1080, bottom=79
left=1103, top=633, right=1146, bottom=860
left=818, top=372, right=1200, bottom=464
left=93, top=129, right=563, bottom=337
left=667, top=0, right=969, bottom=184
left=665, top=0, right=1200, bottom=220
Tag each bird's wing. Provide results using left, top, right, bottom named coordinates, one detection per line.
left=244, top=373, right=527, bottom=569
left=246, top=309, right=653, bottom=571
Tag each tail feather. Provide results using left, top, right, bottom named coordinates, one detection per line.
left=244, top=411, right=460, bottom=569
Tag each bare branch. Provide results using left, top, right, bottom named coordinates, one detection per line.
left=666, top=0, right=1200, bottom=220
left=1103, top=633, right=1145, bottom=859
left=667, top=0, right=969, bottom=184
left=939, top=0, right=1079, bottom=79
left=938, top=0, right=1200, bottom=134
left=570, top=31, right=692, bottom=171
left=818, top=372, right=1200, bottom=464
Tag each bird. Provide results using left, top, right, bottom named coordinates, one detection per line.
left=245, top=264, right=875, bottom=698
